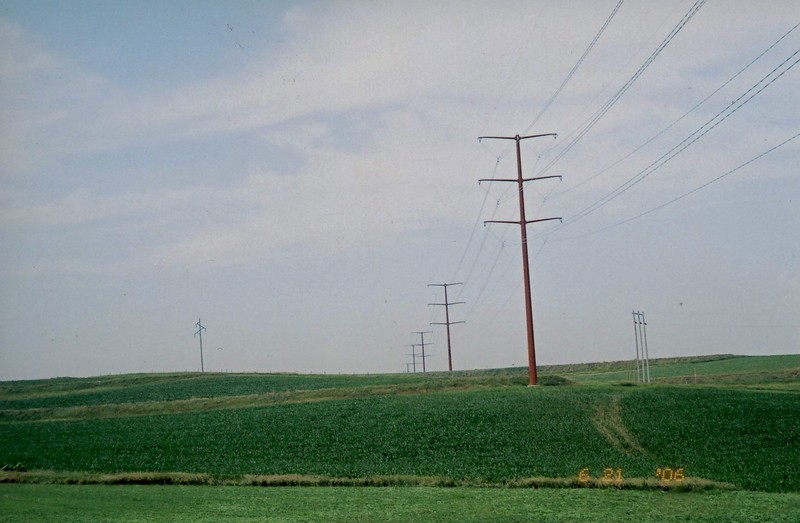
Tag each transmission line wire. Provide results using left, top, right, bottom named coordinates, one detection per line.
left=550, top=130, right=800, bottom=242
left=554, top=46, right=800, bottom=231
left=489, top=0, right=627, bottom=163
left=450, top=156, right=501, bottom=282
left=538, top=0, right=707, bottom=176
left=553, top=22, right=800, bottom=199
left=522, top=0, right=625, bottom=136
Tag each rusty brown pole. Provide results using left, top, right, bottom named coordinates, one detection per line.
left=429, top=283, right=464, bottom=371
left=515, top=136, right=539, bottom=386
left=442, top=285, right=453, bottom=371
left=479, top=133, right=561, bottom=386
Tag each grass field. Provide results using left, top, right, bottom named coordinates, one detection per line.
left=1, top=354, right=798, bottom=521
left=2, top=484, right=799, bottom=522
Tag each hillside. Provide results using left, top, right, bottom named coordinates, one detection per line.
left=1, top=354, right=798, bottom=492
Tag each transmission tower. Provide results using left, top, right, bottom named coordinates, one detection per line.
left=412, top=331, right=433, bottom=372
left=406, top=343, right=425, bottom=373
left=428, top=283, right=464, bottom=371
left=194, top=318, right=206, bottom=372
left=406, top=344, right=419, bottom=373
left=478, top=133, right=561, bottom=386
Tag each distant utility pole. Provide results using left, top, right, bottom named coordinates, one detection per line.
left=407, top=344, right=418, bottom=373
left=632, top=311, right=651, bottom=383
left=194, top=318, right=207, bottom=372
left=428, top=283, right=465, bottom=371
left=478, top=133, right=561, bottom=386
left=412, top=331, right=433, bottom=372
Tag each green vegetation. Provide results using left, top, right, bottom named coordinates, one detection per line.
left=0, top=369, right=535, bottom=413
left=547, top=354, right=800, bottom=387
left=0, top=354, right=797, bottom=498
left=2, top=484, right=799, bottom=522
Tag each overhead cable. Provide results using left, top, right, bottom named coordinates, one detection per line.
left=554, top=22, right=800, bottom=199
left=556, top=46, right=800, bottom=230
left=537, top=0, right=707, bottom=175
left=551, top=130, right=800, bottom=242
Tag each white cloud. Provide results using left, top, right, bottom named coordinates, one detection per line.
left=2, top=2, right=798, bottom=272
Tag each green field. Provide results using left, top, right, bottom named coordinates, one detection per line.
left=1, top=354, right=798, bottom=521
left=2, top=484, right=799, bottom=523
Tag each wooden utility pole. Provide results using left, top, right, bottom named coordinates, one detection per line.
left=478, top=133, right=561, bottom=386
left=428, top=283, right=464, bottom=371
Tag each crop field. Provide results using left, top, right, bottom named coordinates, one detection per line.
left=1, top=354, right=798, bottom=521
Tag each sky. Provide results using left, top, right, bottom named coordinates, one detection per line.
left=1, top=0, right=798, bottom=381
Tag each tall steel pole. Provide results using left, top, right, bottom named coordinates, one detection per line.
left=479, top=134, right=561, bottom=386
left=407, top=344, right=418, bottom=373
left=412, top=331, right=433, bottom=372
left=429, top=283, right=464, bottom=371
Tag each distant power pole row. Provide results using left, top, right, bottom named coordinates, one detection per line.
left=406, top=331, right=432, bottom=373
left=405, top=133, right=562, bottom=383
left=478, top=134, right=562, bottom=386
left=428, top=283, right=465, bottom=371
left=405, top=282, right=466, bottom=373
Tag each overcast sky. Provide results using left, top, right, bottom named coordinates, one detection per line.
left=1, top=0, right=798, bottom=381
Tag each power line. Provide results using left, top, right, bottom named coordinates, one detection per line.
left=476, top=238, right=550, bottom=330
left=459, top=196, right=503, bottom=290
left=454, top=0, right=617, bottom=298
left=488, top=1, right=625, bottom=164
left=464, top=3, right=709, bottom=281
left=553, top=46, right=800, bottom=233
left=455, top=0, right=623, bottom=291
left=551, top=130, right=800, bottom=242
left=537, top=0, right=706, bottom=176
left=461, top=232, right=507, bottom=320
left=521, top=0, right=625, bottom=136
left=451, top=156, right=502, bottom=283
left=553, top=22, right=799, bottom=200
